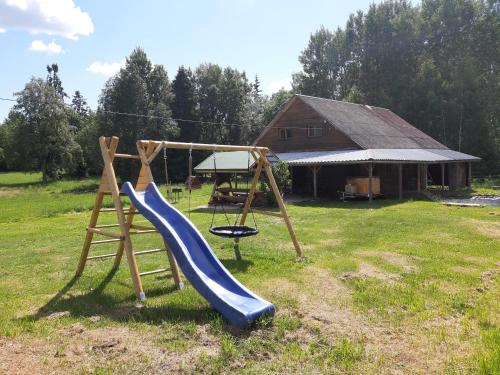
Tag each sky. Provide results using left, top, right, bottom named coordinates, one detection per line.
left=0, top=0, right=380, bottom=121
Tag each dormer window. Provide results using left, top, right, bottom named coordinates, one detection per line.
left=279, top=128, right=292, bottom=140
left=308, top=126, right=323, bottom=137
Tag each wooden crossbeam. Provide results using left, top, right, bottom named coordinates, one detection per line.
left=87, top=248, right=166, bottom=261
left=139, top=268, right=168, bottom=277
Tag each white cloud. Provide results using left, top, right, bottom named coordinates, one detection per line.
left=0, top=27, right=5, bottom=32
left=29, top=39, right=63, bottom=54
left=267, top=78, right=292, bottom=94
left=87, top=59, right=125, bottom=77
left=0, top=0, right=93, bottom=40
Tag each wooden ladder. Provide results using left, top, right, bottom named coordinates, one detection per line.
left=75, top=136, right=183, bottom=300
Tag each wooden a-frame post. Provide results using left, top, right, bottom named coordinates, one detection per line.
left=75, top=136, right=182, bottom=300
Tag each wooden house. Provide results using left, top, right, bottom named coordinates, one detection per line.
left=254, top=94, right=480, bottom=200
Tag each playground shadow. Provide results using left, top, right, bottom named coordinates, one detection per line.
left=288, top=195, right=429, bottom=210
left=219, top=258, right=253, bottom=274
left=25, top=264, right=251, bottom=328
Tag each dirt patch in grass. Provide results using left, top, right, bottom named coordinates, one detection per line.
left=468, top=219, right=500, bottom=238
left=359, top=250, right=419, bottom=272
left=270, top=266, right=472, bottom=374
left=319, top=238, right=343, bottom=248
left=0, top=188, right=21, bottom=197
left=339, top=261, right=401, bottom=283
left=0, top=324, right=220, bottom=374
left=451, top=265, right=477, bottom=274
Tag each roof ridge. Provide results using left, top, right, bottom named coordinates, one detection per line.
left=295, top=94, right=390, bottom=111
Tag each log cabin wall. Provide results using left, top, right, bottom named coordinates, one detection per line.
left=255, top=99, right=360, bottom=152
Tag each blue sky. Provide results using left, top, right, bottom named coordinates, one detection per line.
left=0, top=0, right=380, bottom=121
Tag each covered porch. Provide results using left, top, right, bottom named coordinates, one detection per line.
left=277, top=149, right=480, bottom=202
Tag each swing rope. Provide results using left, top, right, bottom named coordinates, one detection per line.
left=188, top=144, right=192, bottom=218
left=209, top=150, right=259, bottom=239
left=163, top=147, right=170, bottom=198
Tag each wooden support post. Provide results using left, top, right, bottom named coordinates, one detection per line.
left=239, top=157, right=264, bottom=226
left=417, top=163, right=421, bottom=193
left=136, top=140, right=183, bottom=290
left=368, top=162, right=373, bottom=203
left=424, top=164, right=428, bottom=190
left=312, top=166, right=318, bottom=199
left=76, top=191, right=105, bottom=276
left=467, top=162, right=472, bottom=188
left=99, top=137, right=145, bottom=300
left=441, top=163, right=445, bottom=191
left=398, top=164, right=403, bottom=200
left=260, top=151, right=303, bottom=258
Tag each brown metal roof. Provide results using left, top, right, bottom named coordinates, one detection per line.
left=284, top=95, right=448, bottom=150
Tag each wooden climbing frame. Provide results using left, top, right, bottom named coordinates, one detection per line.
left=76, top=136, right=303, bottom=300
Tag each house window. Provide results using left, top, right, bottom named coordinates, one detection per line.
left=308, top=126, right=323, bottom=137
left=279, top=128, right=292, bottom=140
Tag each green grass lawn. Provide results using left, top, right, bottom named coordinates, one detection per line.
left=0, top=171, right=498, bottom=374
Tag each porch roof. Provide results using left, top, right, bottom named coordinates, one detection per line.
left=275, top=149, right=480, bottom=166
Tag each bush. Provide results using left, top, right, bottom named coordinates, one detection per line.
left=261, top=160, right=290, bottom=206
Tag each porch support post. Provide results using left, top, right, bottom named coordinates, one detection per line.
left=467, top=162, right=472, bottom=188
left=417, top=163, right=421, bottom=193
left=424, top=164, right=428, bottom=190
left=441, top=163, right=445, bottom=191
left=311, top=165, right=321, bottom=199
left=398, top=163, right=403, bottom=200
left=368, top=162, right=373, bottom=203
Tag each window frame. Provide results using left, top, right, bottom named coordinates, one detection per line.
left=279, top=128, right=292, bottom=140
left=307, top=126, right=323, bottom=138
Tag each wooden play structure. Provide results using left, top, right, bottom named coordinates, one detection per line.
left=76, top=136, right=303, bottom=300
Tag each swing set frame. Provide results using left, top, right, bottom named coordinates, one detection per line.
left=76, top=136, right=303, bottom=300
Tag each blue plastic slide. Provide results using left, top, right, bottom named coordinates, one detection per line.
left=121, top=182, right=275, bottom=328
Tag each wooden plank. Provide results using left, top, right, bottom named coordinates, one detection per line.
left=87, top=227, right=124, bottom=239
left=441, top=163, right=445, bottom=191
left=91, top=238, right=122, bottom=245
left=239, top=156, right=264, bottom=226
left=99, top=136, right=145, bottom=300
left=398, top=164, right=403, bottom=200
left=368, top=162, right=373, bottom=203
left=417, top=163, right=421, bottom=193
left=260, top=150, right=303, bottom=258
left=139, top=268, right=169, bottom=277
left=138, top=140, right=268, bottom=153
left=75, top=191, right=105, bottom=276
left=114, top=153, right=140, bottom=159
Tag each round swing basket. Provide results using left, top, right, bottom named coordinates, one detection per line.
left=209, top=225, right=259, bottom=239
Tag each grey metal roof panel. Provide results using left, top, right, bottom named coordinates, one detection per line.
left=276, top=149, right=480, bottom=165
left=194, top=151, right=256, bottom=172
left=296, top=95, right=448, bottom=150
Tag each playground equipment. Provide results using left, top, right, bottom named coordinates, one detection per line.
left=75, top=136, right=303, bottom=327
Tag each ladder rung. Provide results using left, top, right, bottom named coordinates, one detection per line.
left=86, top=248, right=166, bottom=261
left=94, top=223, right=121, bottom=228
left=114, top=153, right=141, bottom=159
left=130, top=229, right=158, bottom=235
left=130, top=224, right=156, bottom=231
left=90, top=238, right=122, bottom=245
left=135, top=248, right=166, bottom=256
left=99, top=207, right=134, bottom=214
left=87, top=252, right=117, bottom=260
left=87, top=227, right=124, bottom=239
left=139, top=268, right=168, bottom=277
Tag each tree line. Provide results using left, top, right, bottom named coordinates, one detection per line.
left=293, top=0, right=500, bottom=174
left=0, top=49, right=290, bottom=182
left=0, top=0, right=498, bottom=182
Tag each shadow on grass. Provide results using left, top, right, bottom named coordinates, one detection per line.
left=219, top=258, right=253, bottom=274
left=290, top=195, right=430, bottom=210
left=25, top=269, right=219, bottom=326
